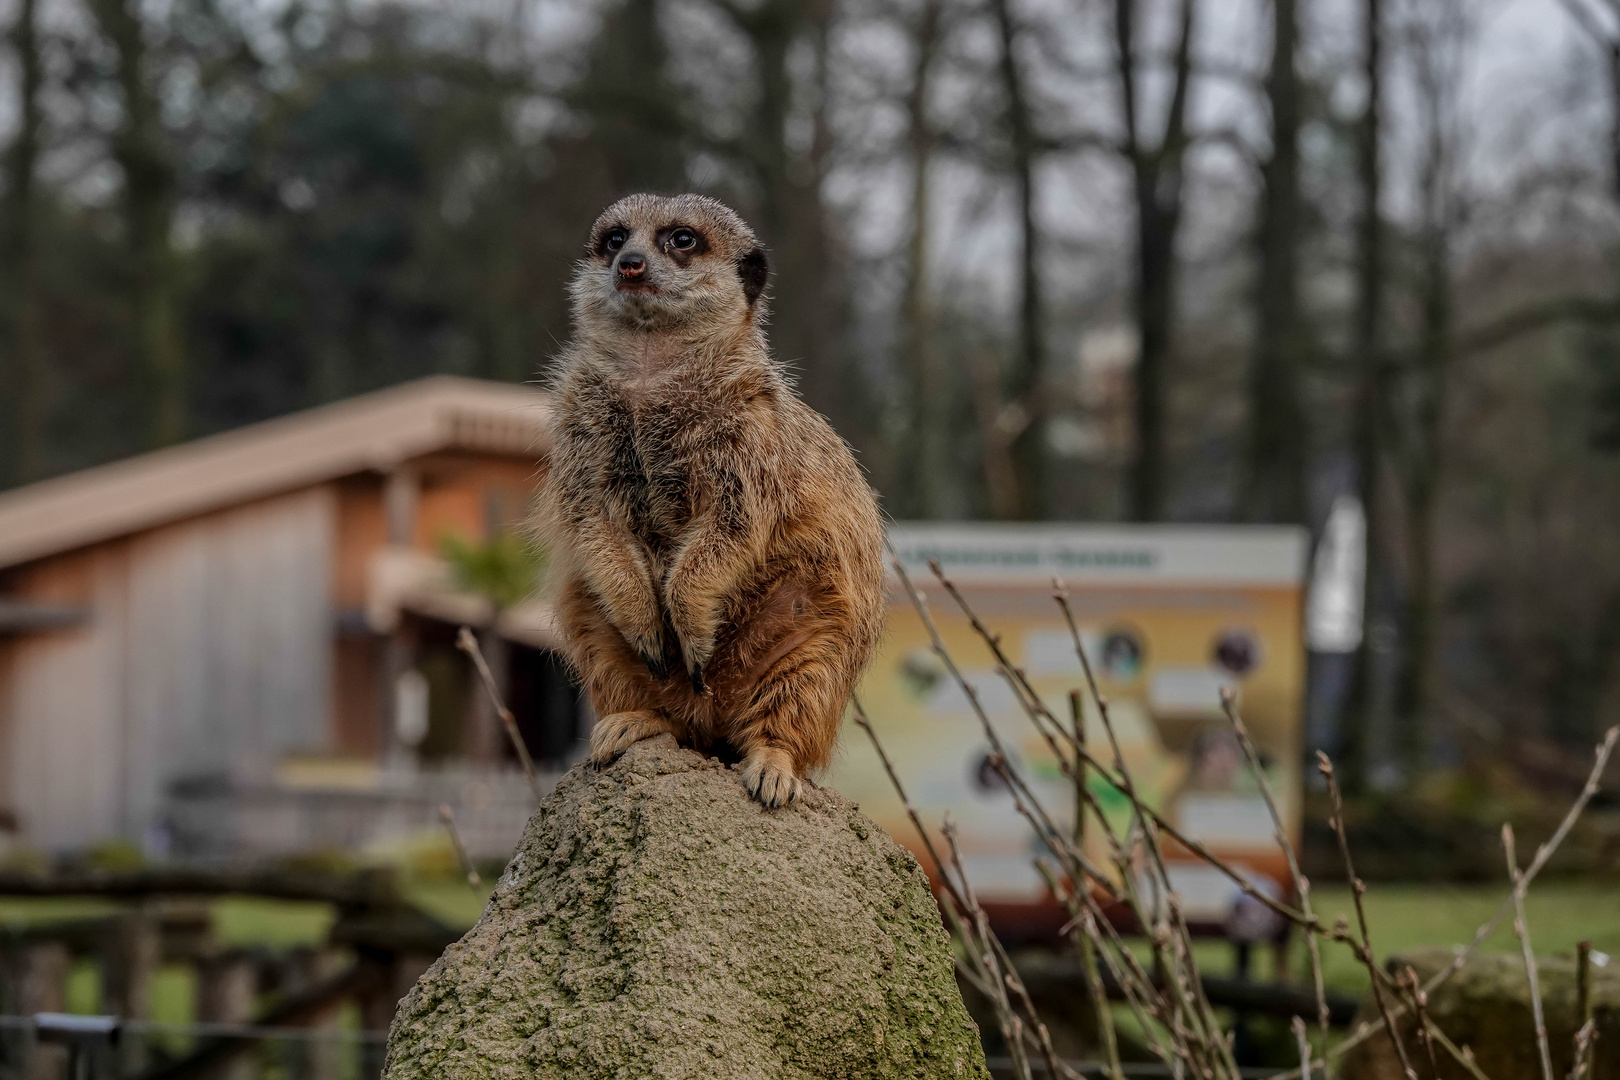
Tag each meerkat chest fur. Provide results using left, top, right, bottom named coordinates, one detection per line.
left=588, top=367, right=766, bottom=553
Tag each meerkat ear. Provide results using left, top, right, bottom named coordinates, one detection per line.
left=738, top=248, right=768, bottom=306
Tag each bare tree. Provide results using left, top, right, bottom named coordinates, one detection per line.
left=5, top=0, right=45, bottom=483
left=1389, top=0, right=1475, bottom=775
left=89, top=0, right=185, bottom=448
left=1341, top=0, right=1386, bottom=789
left=1115, top=0, right=1196, bottom=522
left=988, top=0, right=1046, bottom=519
left=894, top=0, right=948, bottom=519
left=704, top=0, right=846, bottom=429
left=1242, top=0, right=1308, bottom=525
left=1555, top=0, right=1620, bottom=208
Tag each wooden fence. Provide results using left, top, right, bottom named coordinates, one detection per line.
left=0, top=870, right=461, bottom=1080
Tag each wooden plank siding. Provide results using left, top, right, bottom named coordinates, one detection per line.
left=1, top=489, right=337, bottom=849
left=1, top=546, right=129, bottom=848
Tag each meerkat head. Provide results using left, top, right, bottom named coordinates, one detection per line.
left=571, top=193, right=770, bottom=336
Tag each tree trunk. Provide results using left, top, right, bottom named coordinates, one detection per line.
left=895, top=0, right=945, bottom=518
left=1242, top=0, right=1308, bottom=525
left=5, top=0, right=44, bottom=485
left=1390, top=2, right=1467, bottom=780
left=1610, top=42, right=1620, bottom=209
left=1120, top=0, right=1193, bottom=523
left=990, top=0, right=1045, bottom=520
left=1394, top=220, right=1451, bottom=776
left=735, top=0, right=841, bottom=430
left=92, top=0, right=184, bottom=449
left=1340, top=0, right=1383, bottom=792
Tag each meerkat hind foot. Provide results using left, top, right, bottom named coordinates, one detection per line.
left=589, top=710, right=674, bottom=767
left=741, top=746, right=801, bottom=808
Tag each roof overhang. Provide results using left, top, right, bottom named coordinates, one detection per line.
left=0, top=377, right=551, bottom=571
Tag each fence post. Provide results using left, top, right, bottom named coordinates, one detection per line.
left=0, top=940, right=71, bottom=1080
left=196, top=950, right=257, bottom=1080
left=101, top=910, right=159, bottom=1074
left=284, top=947, right=346, bottom=1080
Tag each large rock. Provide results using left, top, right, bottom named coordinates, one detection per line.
left=1341, top=946, right=1620, bottom=1080
left=382, top=736, right=989, bottom=1080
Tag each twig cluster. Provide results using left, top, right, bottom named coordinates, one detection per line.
left=857, top=555, right=1619, bottom=1080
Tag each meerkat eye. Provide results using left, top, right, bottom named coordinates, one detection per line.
left=669, top=228, right=698, bottom=252
left=603, top=228, right=628, bottom=254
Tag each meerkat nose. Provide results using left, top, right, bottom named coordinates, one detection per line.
left=616, top=252, right=647, bottom=279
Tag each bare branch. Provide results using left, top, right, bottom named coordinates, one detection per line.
left=457, top=625, right=544, bottom=800
left=1503, top=825, right=1555, bottom=1080
left=1220, top=689, right=1328, bottom=1034
left=1318, top=751, right=1417, bottom=1080
left=437, top=804, right=483, bottom=890
left=1270, top=727, right=1620, bottom=1080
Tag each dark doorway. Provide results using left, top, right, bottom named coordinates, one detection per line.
left=507, top=643, right=586, bottom=766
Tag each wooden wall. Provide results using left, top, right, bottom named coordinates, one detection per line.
left=1, top=488, right=336, bottom=849
left=0, top=450, right=547, bottom=852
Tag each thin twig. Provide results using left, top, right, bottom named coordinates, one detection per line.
left=1267, top=727, right=1620, bottom=1080
left=1220, top=688, right=1328, bottom=1035
left=1572, top=1021, right=1597, bottom=1080
left=1078, top=908, right=1126, bottom=1080
left=1503, top=824, right=1554, bottom=1080
left=850, top=697, right=970, bottom=914
left=1071, top=689, right=1088, bottom=849
left=437, top=803, right=482, bottom=890
left=457, top=625, right=544, bottom=799
left=1291, top=1016, right=1311, bottom=1080
left=1576, top=941, right=1597, bottom=1080
left=1424, top=1020, right=1493, bottom=1080
left=1036, top=859, right=1181, bottom=1070
left=1318, top=751, right=1417, bottom=1080
left=1399, top=964, right=1440, bottom=1079
left=943, top=817, right=1033, bottom=1080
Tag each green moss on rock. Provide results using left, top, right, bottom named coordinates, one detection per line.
left=383, top=736, right=990, bottom=1080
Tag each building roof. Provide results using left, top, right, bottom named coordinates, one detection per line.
left=0, top=377, right=551, bottom=570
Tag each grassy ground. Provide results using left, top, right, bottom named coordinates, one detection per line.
left=4, top=879, right=1611, bottom=1020
left=1158, top=881, right=1620, bottom=996
left=1308, top=880, right=1619, bottom=992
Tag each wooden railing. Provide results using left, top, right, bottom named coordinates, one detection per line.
left=0, top=869, right=463, bottom=1080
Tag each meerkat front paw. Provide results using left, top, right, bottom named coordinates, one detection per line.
left=589, top=710, right=673, bottom=766
left=617, top=623, right=670, bottom=682
left=741, top=745, right=801, bottom=808
left=665, top=631, right=710, bottom=694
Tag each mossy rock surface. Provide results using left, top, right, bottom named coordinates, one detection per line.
left=1341, top=945, right=1620, bottom=1080
left=382, top=735, right=989, bottom=1080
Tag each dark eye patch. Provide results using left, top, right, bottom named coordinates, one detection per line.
left=656, top=225, right=708, bottom=262
left=596, top=226, right=630, bottom=257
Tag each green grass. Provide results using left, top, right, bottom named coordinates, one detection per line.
left=405, top=880, right=491, bottom=930
left=1308, top=881, right=1620, bottom=993
left=211, top=897, right=334, bottom=949
left=0, top=898, right=121, bottom=925
left=10, top=878, right=1613, bottom=1022
left=1143, top=881, right=1620, bottom=997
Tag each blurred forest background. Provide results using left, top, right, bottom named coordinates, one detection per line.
left=1, top=0, right=1619, bottom=790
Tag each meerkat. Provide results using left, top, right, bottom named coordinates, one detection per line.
left=537, top=193, right=886, bottom=808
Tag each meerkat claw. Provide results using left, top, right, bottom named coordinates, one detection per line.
left=589, top=711, right=669, bottom=766
left=687, top=664, right=707, bottom=695
left=741, top=748, right=801, bottom=808
left=640, top=652, right=668, bottom=681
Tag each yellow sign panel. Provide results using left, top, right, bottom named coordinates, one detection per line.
left=828, top=524, right=1308, bottom=936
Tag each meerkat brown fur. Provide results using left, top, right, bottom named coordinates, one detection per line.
left=538, top=193, right=886, bottom=808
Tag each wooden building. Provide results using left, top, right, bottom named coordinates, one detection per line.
left=0, top=377, right=574, bottom=856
